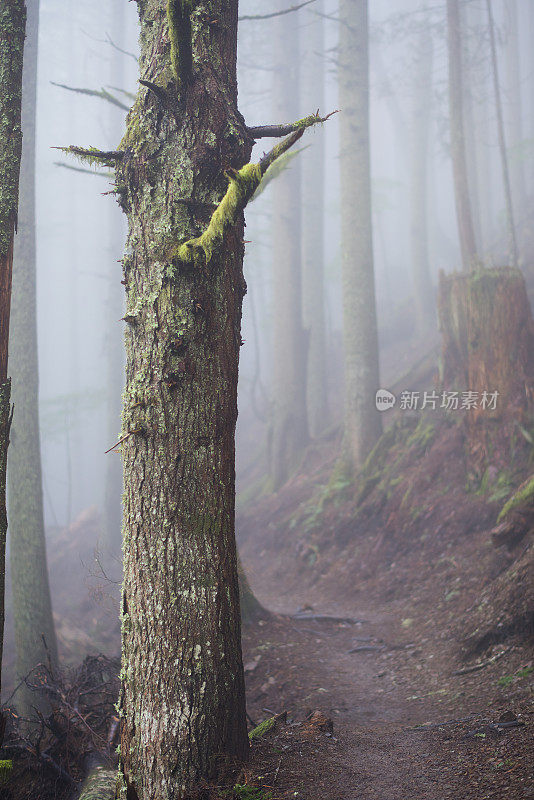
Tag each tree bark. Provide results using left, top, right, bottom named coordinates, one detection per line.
left=0, top=0, right=26, bottom=739
left=446, top=0, right=478, bottom=271
left=75, top=766, right=116, bottom=800
left=269, top=4, right=309, bottom=488
left=338, top=0, right=382, bottom=472
left=116, top=3, right=250, bottom=796
left=301, top=1, right=328, bottom=438
left=438, top=267, right=534, bottom=477
left=8, top=0, right=59, bottom=720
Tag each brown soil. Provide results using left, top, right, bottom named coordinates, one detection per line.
left=237, top=409, right=533, bottom=800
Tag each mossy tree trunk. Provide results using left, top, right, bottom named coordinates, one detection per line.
left=115, top=2, right=251, bottom=796
left=8, top=0, right=59, bottom=720
left=338, top=0, right=382, bottom=473
left=0, top=0, right=26, bottom=743
left=438, top=267, right=534, bottom=477
left=269, top=5, right=309, bottom=489
left=302, top=1, right=328, bottom=438
left=446, top=0, right=478, bottom=271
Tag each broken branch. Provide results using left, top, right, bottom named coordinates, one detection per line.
left=53, top=161, right=113, bottom=178
left=53, top=146, right=124, bottom=168
left=51, top=81, right=129, bottom=111
left=247, top=109, right=338, bottom=139
left=239, top=0, right=316, bottom=21
left=171, top=112, right=333, bottom=266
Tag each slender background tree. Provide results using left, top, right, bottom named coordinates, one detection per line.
left=8, top=0, right=59, bottom=720
left=0, top=0, right=26, bottom=742
left=338, top=0, right=382, bottom=473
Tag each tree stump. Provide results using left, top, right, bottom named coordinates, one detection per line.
left=437, top=267, right=534, bottom=477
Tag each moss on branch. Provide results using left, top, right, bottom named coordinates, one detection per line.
left=54, top=146, right=124, bottom=169
left=170, top=163, right=262, bottom=265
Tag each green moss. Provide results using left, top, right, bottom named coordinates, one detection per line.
left=0, top=760, right=12, bottom=785
left=171, top=163, right=262, bottom=265
left=405, top=417, right=435, bottom=453
left=232, top=786, right=272, bottom=800
left=497, top=474, right=534, bottom=522
left=248, top=716, right=276, bottom=741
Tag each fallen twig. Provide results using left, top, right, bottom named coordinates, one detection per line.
left=452, top=646, right=512, bottom=676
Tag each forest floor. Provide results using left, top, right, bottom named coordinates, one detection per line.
left=237, top=407, right=534, bottom=800
left=240, top=586, right=533, bottom=800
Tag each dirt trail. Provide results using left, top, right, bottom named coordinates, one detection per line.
left=243, top=588, right=533, bottom=800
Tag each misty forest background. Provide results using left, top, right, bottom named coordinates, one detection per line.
left=2, top=0, right=534, bottom=793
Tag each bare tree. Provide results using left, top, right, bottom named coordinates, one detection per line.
left=302, top=1, right=329, bottom=436
left=0, top=0, right=26, bottom=743
left=446, top=0, right=478, bottom=271
left=338, top=0, right=382, bottom=472
left=9, top=0, right=59, bottom=721
left=269, top=4, right=309, bottom=488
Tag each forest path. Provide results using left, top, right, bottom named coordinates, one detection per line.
left=242, top=588, right=532, bottom=799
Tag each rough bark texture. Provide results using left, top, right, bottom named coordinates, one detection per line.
left=116, top=2, right=250, bottom=796
left=338, top=0, right=382, bottom=472
left=446, top=0, right=478, bottom=271
left=8, top=0, right=59, bottom=719
left=269, top=4, right=308, bottom=489
left=301, top=1, right=328, bottom=438
left=438, top=267, right=534, bottom=476
left=0, top=0, right=26, bottom=729
left=410, top=29, right=434, bottom=334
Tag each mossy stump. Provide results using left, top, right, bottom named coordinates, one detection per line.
left=437, top=267, right=534, bottom=477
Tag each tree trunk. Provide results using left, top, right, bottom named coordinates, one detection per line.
left=116, top=3, right=250, bottom=796
left=338, top=0, right=382, bottom=472
left=446, top=0, right=478, bottom=271
left=0, top=0, right=26, bottom=744
left=76, top=766, right=116, bottom=800
left=410, top=28, right=434, bottom=334
left=238, top=556, right=267, bottom=625
left=461, top=0, right=484, bottom=255
left=269, top=5, right=308, bottom=489
left=505, top=0, right=527, bottom=219
left=8, top=0, right=59, bottom=720
left=486, top=0, right=519, bottom=268
left=438, top=267, right=534, bottom=478
left=301, top=1, right=328, bottom=438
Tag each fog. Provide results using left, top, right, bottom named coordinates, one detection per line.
left=3, top=0, right=533, bottom=699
